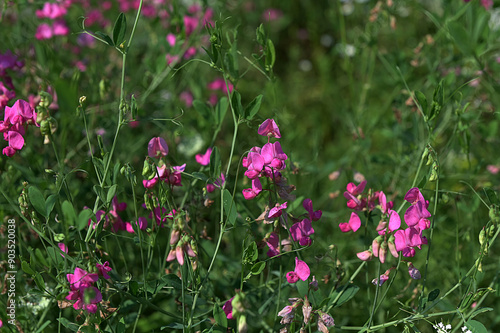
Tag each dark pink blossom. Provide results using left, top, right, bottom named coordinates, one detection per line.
left=269, top=202, right=287, bottom=218
left=339, top=212, right=361, bottom=233
left=286, top=257, right=310, bottom=283
left=148, top=137, right=169, bottom=158
left=266, top=232, right=280, bottom=257
left=290, top=219, right=314, bottom=246
left=96, top=261, right=112, bottom=279
left=223, top=297, right=234, bottom=319
left=58, top=243, right=68, bottom=257
left=242, top=178, right=262, bottom=200
left=195, top=147, right=212, bottom=166
left=303, top=198, right=322, bottom=221
left=258, top=119, right=281, bottom=139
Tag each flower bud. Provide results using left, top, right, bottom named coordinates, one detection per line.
left=426, top=153, right=434, bottom=166
left=489, top=205, right=500, bottom=224
left=309, top=276, right=319, bottom=291
left=302, top=297, right=312, bottom=325
left=237, top=314, right=248, bottom=333
left=39, top=91, right=53, bottom=108
left=40, top=120, right=50, bottom=135
left=479, top=227, right=487, bottom=246
left=408, top=263, right=421, bottom=279
left=487, top=224, right=496, bottom=237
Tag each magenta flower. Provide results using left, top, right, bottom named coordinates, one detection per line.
left=290, top=219, right=314, bottom=246
left=269, top=202, right=287, bottom=218
left=303, top=198, right=322, bottom=221
left=58, top=243, right=68, bottom=257
left=223, top=297, right=234, bottom=319
left=207, top=78, right=233, bottom=94
left=66, top=267, right=98, bottom=290
left=260, top=142, right=288, bottom=171
left=148, top=137, right=169, bottom=158
left=36, top=2, right=67, bottom=19
left=35, top=23, right=54, bottom=40
left=242, top=178, right=262, bottom=200
left=286, top=257, right=310, bottom=283
left=2, top=131, right=24, bottom=156
left=243, top=151, right=265, bottom=179
left=258, top=119, right=281, bottom=139
left=339, top=212, right=361, bottom=233
left=125, top=217, right=148, bottom=233
left=377, top=209, right=401, bottom=235
left=394, top=227, right=427, bottom=257
left=266, top=232, right=280, bottom=257
left=96, top=261, right=112, bottom=279
left=166, top=33, right=176, bottom=47
left=195, top=147, right=212, bottom=166
left=404, top=201, right=431, bottom=231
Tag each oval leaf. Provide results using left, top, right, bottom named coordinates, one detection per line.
left=112, top=13, right=127, bottom=46
left=29, top=186, right=47, bottom=218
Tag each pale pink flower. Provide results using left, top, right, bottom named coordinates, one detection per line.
left=148, top=137, right=169, bottom=158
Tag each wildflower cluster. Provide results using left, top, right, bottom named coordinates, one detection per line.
left=0, top=99, right=38, bottom=156
left=65, top=263, right=112, bottom=313
left=277, top=297, right=334, bottom=333
left=340, top=182, right=431, bottom=281
left=432, top=322, right=472, bottom=333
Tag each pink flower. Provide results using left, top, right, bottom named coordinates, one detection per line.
left=166, top=54, right=179, bottom=65
left=394, top=227, right=427, bottom=257
left=487, top=165, right=500, bottom=175
left=125, top=217, right=148, bottom=233
left=269, top=202, right=287, bottom=218
left=243, top=151, right=265, bottom=179
left=290, top=219, right=314, bottom=246
left=36, top=2, right=67, bottom=19
left=260, top=142, right=287, bottom=171
left=66, top=267, right=98, bottom=290
left=286, top=257, right=310, bottom=283
left=258, top=119, right=281, bottom=139
left=184, top=15, right=199, bottom=35
left=266, top=232, right=280, bottom=257
left=148, top=137, right=169, bottom=158
left=166, top=33, right=176, bottom=46
left=339, top=212, right=361, bottom=232
left=166, top=242, right=196, bottom=266
left=58, top=243, right=68, bottom=257
left=52, top=20, right=69, bottom=36
left=404, top=201, right=431, bottom=231
left=372, top=273, right=390, bottom=286
left=96, top=261, right=112, bottom=279
left=223, top=297, right=234, bottom=319
left=242, top=178, right=263, bottom=200
left=303, top=198, right=322, bottom=221
left=35, top=23, right=54, bottom=40
left=195, top=147, right=212, bottom=165
left=207, top=78, right=234, bottom=94
left=356, top=249, right=373, bottom=261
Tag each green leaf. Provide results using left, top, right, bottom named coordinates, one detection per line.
left=484, top=187, right=499, bottom=205
left=256, top=24, right=266, bottom=46
left=129, top=280, right=139, bottom=296
left=213, top=303, right=228, bottom=328
left=250, top=262, right=266, bottom=275
left=224, top=52, right=238, bottom=80
left=329, top=285, right=360, bottom=308
left=448, top=21, right=472, bottom=55
left=131, top=94, right=138, bottom=119
left=243, top=241, right=258, bottom=265
left=414, top=91, right=427, bottom=117
left=35, top=248, right=49, bottom=267
left=296, top=279, right=309, bottom=297
left=465, top=320, right=488, bottom=333
left=209, top=147, right=221, bottom=180
left=469, top=307, right=493, bottom=320
left=215, top=97, right=229, bottom=125
left=29, top=186, right=47, bottom=218
left=192, top=172, right=209, bottom=182
left=45, top=193, right=58, bottom=217
left=112, top=13, right=127, bottom=46
left=106, top=184, right=118, bottom=205
left=245, top=95, right=263, bottom=120
left=57, top=318, right=79, bottom=332
left=162, top=274, right=182, bottom=290
left=223, top=189, right=237, bottom=226
left=231, top=91, right=243, bottom=119
left=22, top=261, right=36, bottom=275
left=95, top=31, right=114, bottom=46
left=161, top=323, right=184, bottom=330
left=265, top=39, right=276, bottom=70
left=428, top=288, right=440, bottom=302
left=33, top=272, right=46, bottom=291
left=77, top=208, right=93, bottom=231
left=35, top=320, right=51, bottom=333
left=193, top=100, right=212, bottom=121
left=61, top=200, right=76, bottom=226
